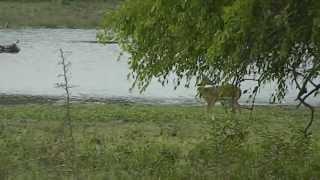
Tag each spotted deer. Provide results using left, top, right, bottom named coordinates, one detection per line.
left=197, top=81, right=241, bottom=112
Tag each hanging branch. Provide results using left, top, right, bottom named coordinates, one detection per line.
left=292, top=68, right=317, bottom=137
left=297, top=84, right=320, bottom=108
left=236, top=73, right=261, bottom=113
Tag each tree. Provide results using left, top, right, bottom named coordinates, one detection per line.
left=100, top=0, right=320, bottom=135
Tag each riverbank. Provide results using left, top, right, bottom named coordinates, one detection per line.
left=0, top=103, right=319, bottom=179
left=0, top=1, right=120, bottom=28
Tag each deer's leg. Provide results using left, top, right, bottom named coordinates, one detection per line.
left=231, top=98, right=241, bottom=113
left=204, top=102, right=211, bottom=119
left=206, top=104, right=209, bottom=113
left=206, top=101, right=212, bottom=113
left=207, top=98, right=216, bottom=117
left=231, top=97, right=237, bottom=113
left=235, top=101, right=241, bottom=113
left=221, top=100, right=229, bottom=113
left=208, top=101, right=217, bottom=120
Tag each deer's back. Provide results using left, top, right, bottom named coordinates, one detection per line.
left=198, top=84, right=241, bottom=103
left=217, top=84, right=241, bottom=100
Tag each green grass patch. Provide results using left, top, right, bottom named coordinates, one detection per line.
left=0, top=103, right=319, bottom=179
left=0, top=1, right=120, bottom=28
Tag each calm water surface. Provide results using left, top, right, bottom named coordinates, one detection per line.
left=0, top=29, right=319, bottom=106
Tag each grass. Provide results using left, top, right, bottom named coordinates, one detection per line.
left=0, top=102, right=319, bottom=179
left=0, top=0, right=120, bottom=28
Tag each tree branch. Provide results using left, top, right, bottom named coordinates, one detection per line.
left=292, top=68, right=316, bottom=137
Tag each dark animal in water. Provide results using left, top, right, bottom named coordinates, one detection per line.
left=0, top=41, right=20, bottom=53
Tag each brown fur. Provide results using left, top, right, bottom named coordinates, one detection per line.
left=197, top=84, right=241, bottom=112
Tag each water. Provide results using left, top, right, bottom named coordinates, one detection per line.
left=0, top=28, right=319, bottom=106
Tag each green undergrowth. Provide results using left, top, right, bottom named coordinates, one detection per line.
left=0, top=103, right=319, bottom=179
left=0, top=1, right=120, bottom=28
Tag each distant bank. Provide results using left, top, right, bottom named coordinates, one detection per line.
left=0, top=0, right=122, bottom=29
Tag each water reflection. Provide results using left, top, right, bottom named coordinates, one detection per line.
left=0, top=29, right=319, bottom=106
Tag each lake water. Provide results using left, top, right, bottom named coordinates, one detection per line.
left=0, top=29, right=319, bottom=106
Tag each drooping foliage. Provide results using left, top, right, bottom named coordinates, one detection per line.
left=100, top=0, right=234, bottom=90
left=100, top=0, right=320, bottom=132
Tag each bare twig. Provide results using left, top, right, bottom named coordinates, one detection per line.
left=57, top=48, right=78, bottom=179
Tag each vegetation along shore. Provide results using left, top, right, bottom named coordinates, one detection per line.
left=0, top=0, right=122, bottom=28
